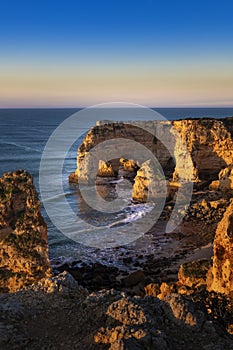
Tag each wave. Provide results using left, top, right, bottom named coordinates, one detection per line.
left=108, top=203, right=154, bottom=228
left=43, top=188, right=81, bottom=203
left=0, top=140, right=41, bottom=153
left=43, top=192, right=73, bottom=202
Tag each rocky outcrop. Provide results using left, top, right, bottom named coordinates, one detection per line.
left=0, top=170, right=232, bottom=348
left=119, top=158, right=140, bottom=179
left=210, top=165, right=233, bottom=197
left=132, top=159, right=167, bottom=202
left=207, top=199, right=233, bottom=295
left=165, top=200, right=233, bottom=296
left=219, top=165, right=233, bottom=196
left=0, top=170, right=51, bottom=293
left=1, top=282, right=233, bottom=350
left=172, top=119, right=233, bottom=181
left=97, top=160, right=118, bottom=177
left=70, top=118, right=233, bottom=202
left=177, top=259, right=211, bottom=289
left=70, top=121, right=176, bottom=184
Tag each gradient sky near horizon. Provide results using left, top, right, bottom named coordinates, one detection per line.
left=0, top=0, right=233, bottom=107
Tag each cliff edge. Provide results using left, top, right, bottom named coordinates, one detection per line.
left=70, top=118, right=233, bottom=201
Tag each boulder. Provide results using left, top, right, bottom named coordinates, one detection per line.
left=218, top=165, right=233, bottom=197
left=177, top=259, right=210, bottom=289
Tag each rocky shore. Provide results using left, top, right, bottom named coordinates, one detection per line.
left=0, top=193, right=232, bottom=350
left=0, top=191, right=232, bottom=349
left=0, top=117, right=232, bottom=349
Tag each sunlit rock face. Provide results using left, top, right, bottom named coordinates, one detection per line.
left=70, top=121, right=176, bottom=184
left=177, top=259, right=211, bottom=289
left=207, top=199, right=233, bottom=295
left=132, top=159, right=167, bottom=203
left=210, top=165, right=233, bottom=197
left=0, top=170, right=51, bottom=293
left=97, top=159, right=119, bottom=177
left=70, top=118, right=233, bottom=191
left=172, top=119, right=233, bottom=182
left=218, top=165, right=233, bottom=197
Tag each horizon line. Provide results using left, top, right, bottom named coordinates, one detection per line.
left=0, top=105, right=233, bottom=110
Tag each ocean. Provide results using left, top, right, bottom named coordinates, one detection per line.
left=0, top=107, right=233, bottom=268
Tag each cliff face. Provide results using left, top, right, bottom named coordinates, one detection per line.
left=0, top=170, right=51, bottom=293
left=172, top=119, right=233, bottom=181
left=207, top=199, right=233, bottom=295
left=71, top=121, right=176, bottom=184
left=70, top=119, right=233, bottom=197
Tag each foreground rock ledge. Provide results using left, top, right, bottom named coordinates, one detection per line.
left=0, top=170, right=51, bottom=293
left=0, top=170, right=232, bottom=349
left=0, top=273, right=232, bottom=350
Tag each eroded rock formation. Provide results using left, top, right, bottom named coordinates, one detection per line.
left=172, top=119, right=233, bottom=181
left=0, top=170, right=51, bottom=293
left=0, top=169, right=232, bottom=348
left=132, top=159, right=167, bottom=202
left=207, top=199, right=233, bottom=295
left=177, top=259, right=211, bottom=289
left=70, top=118, right=233, bottom=201
left=210, top=165, right=233, bottom=197
left=70, top=121, right=176, bottom=184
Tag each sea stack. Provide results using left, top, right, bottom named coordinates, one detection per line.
left=0, top=170, right=51, bottom=293
left=70, top=119, right=233, bottom=198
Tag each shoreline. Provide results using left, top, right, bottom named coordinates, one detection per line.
left=0, top=114, right=232, bottom=349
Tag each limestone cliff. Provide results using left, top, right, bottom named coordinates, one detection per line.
left=207, top=199, right=233, bottom=295
left=172, top=119, right=233, bottom=181
left=70, top=121, right=175, bottom=184
left=0, top=170, right=51, bottom=293
left=70, top=119, right=233, bottom=200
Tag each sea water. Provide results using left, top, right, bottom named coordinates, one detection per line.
left=0, top=108, right=232, bottom=267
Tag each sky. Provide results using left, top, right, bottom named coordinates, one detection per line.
left=0, top=0, right=233, bottom=107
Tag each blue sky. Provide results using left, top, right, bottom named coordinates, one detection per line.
left=0, top=0, right=233, bottom=107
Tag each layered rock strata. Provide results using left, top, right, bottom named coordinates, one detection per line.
left=70, top=118, right=233, bottom=201
left=0, top=170, right=51, bottom=293
left=172, top=119, right=233, bottom=181
left=70, top=121, right=176, bottom=184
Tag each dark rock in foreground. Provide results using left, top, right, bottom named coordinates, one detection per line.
left=0, top=273, right=232, bottom=350
left=0, top=170, right=232, bottom=349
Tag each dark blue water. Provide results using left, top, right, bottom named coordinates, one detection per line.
left=0, top=108, right=232, bottom=266
left=1, top=107, right=232, bottom=182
